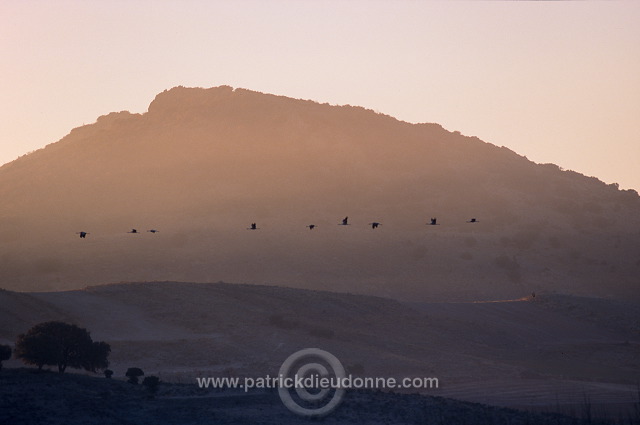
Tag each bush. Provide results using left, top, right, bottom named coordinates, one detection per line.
left=126, top=367, right=144, bottom=384
left=142, top=375, right=160, bottom=394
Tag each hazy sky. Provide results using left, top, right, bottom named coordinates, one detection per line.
left=2, top=1, right=639, bottom=190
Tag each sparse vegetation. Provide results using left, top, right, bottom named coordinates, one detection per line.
left=2, top=86, right=638, bottom=303
left=0, top=368, right=615, bottom=425
left=1, top=282, right=638, bottom=424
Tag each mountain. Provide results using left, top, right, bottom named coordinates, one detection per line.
left=0, top=86, right=638, bottom=300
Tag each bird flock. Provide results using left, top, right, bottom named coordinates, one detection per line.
left=76, top=217, right=479, bottom=238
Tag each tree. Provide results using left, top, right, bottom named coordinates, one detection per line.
left=13, top=332, right=58, bottom=370
left=142, top=375, right=160, bottom=395
left=14, top=321, right=110, bottom=373
left=82, top=341, right=111, bottom=372
left=126, top=367, right=144, bottom=384
left=0, top=344, right=11, bottom=370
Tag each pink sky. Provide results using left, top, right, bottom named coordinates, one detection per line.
left=1, top=1, right=639, bottom=189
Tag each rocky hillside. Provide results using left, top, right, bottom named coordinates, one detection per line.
left=0, top=86, right=638, bottom=300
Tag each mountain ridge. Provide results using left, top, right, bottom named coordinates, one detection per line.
left=0, top=86, right=638, bottom=300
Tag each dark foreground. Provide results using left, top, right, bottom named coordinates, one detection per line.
left=0, top=369, right=622, bottom=425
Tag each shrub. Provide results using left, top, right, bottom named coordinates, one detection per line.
left=142, top=375, right=160, bottom=394
left=126, top=367, right=144, bottom=384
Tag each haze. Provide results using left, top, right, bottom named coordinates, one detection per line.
left=1, top=85, right=638, bottom=302
left=1, top=1, right=639, bottom=190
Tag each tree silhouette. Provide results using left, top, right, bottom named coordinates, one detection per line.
left=14, top=321, right=110, bottom=373
left=0, top=344, right=11, bottom=370
left=126, top=367, right=144, bottom=384
left=82, top=341, right=111, bottom=372
left=142, top=375, right=160, bottom=395
left=13, top=332, right=57, bottom=370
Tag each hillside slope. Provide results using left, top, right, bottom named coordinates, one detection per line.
left=1, top=282, right=638, bottom=414
left=1, top=369, right=605, bottom=425
left=0, top=86, right=638, bottom=300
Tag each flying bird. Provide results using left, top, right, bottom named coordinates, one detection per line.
left=428, top=218, right=438, bottom=226
left=248, top=223, right=258, bottom=230
left=339, top=217, right=349, bottom=226
left=128, top=229, right=139, bottom=233
left=467, top=218, right=479, bottom=223
left=76, top=232, right=89, bottom=239
left=369, top=222, right=381, bottom=229
left=307, top=225, right=316, bottom=230
left=147, top=229, right=159, bottom=233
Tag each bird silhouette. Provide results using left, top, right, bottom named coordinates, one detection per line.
left=307, top=224, right=316, bottom=230
left=339, top=217, right=349, bottom=226
left=128, top=229, right=139, bottom=234
left=76, top=231, right=89, bottom=238
left=369, top=222, right=381, bottom=229
left=467, top=218, right=478, bottom=223
left=147, top=229, right=159, bottom=233
left=428, top=218, right=438, bottom=226
left=248, top=223, right=258, bottom=230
